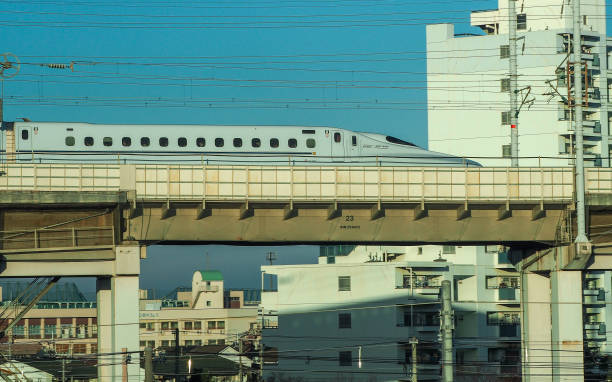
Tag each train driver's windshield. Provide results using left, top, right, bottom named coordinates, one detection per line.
left=385, top=136, right=417, bottom=147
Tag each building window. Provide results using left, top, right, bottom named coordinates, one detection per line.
left=500, top=45, right=510, bottom=59
left=339, top=351, right=352, bottom=366
left=159, top=137, right=168, bottom=147
left=270, top=138, right=279, bottom=148
left=161, top=340, right=169, bottom=347
left=208, top=339, right=217, bottom=345
left=501, top=111, right=511, bottom=125
left=306, top=138, right=316, bottom=148
left=486, top=311, right=520, bottom=326
left=21, top=129, right=28, bottom=140
left=517, top=14, right=527, bottom=30
left=194, top=321, right=201, bottom=330
left=184, top=321, right=193, bottom=330
left=141, top=137, right=150, bottom=147
left=217, top=321, right=225, bottom=329
left=338, top=276, right=351, bottom=291
left=288, top=138, right=297, bottom=148
left=84, top=137, right=94, bottom=146
left=140, top=341, right=146, bottom=347
left=252, top=138, right=261, bottom=148
left=178, top=137, right=187, bottom=147
left=103, top=137, right=113, bottom=147
left=338, top=313, right=352, bottom=329
left=122, top=137, right=131, bottom=147
left=502, top=145, right=511, bottom=158
left=442, top=245, right=455, bottom=254
left=233, top=138, right=243, bottom=147
left=65, top=136, right=75, bottom=146
left=500, top=78, right=510, bottom=92
left=206, top=301, right=211, bottom=307
left=215, top=138, right=224, bottom=147
left=44, top=324, right=56, bottom=339
left=146, top=340, right=155, bottom=348
left=196, top=137, right=205, bottom=147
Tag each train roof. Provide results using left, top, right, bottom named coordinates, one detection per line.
left=10, top=121, right=338, bottom=130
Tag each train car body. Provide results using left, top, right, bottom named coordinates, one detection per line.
left=0, top=121, right=478, bottom=166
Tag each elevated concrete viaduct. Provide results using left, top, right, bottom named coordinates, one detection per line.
left=1, top=163, right=612, bottom=380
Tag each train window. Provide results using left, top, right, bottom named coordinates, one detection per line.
left=302, top=129, right=315, bottom=134
left=65, top=136, right=75, bottom=146
left=334, top=132, right=341, bottom=143
left=215, top=138, right=224, bottom=147
left=288, top=138, right=297, bottom=148
left=141, top=137, right=150, bottom=147
left=21, top=130, right=28, bottom=140
left=270, top=138, right=279, bottom=148
left=252, top=138, right=261, bottom=148
left=178, top=137, right=187, bottom=147
left=196, top=138, right=205, bottom=147
left=306, top=138, right=316, bottom=148
left=84, top=137, right=94, bottom=146
left=122, top=137, right=131, bottom=147
left=233, top=138, right=242, bottom=148
left=159, top=137, right=168, bottom=147
left=351, top=136, right=357, bottom=146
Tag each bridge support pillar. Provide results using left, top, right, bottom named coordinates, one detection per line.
left=522, top=270, right=584, bottom=381
left=522, top=272, right=552, bottom=382
left=551, top=270, right=584, bottom=381
left=97, top=245, right=141, bottom=381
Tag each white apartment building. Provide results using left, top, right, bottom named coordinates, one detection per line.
left=427, top=0, right=609, bottom=167
left=260, top=245, right=521, bottom=382
left=139, top=270, right=258, bottom=350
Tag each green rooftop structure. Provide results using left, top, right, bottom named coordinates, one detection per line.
left=199, top=270, right=223, bottom=281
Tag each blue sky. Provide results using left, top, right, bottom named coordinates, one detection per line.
left=0, top=0, right=608, bottom=293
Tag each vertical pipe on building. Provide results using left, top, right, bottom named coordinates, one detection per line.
left=573, top=0, right=588, bottom=244
left=441, top=280, right=453, bottom=382
left=509, top=0, right=519, bottom=167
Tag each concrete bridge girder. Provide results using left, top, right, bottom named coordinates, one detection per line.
left=125, top=199, right=571, bottom=245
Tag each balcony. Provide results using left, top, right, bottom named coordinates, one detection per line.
left=499, top=324, right=518, bottom=338
left=498, top=288, right=517, bottom=301
left=201, top=285, right=219, bottom=293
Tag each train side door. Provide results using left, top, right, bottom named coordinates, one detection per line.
left=348, top=134, right=360, bottom=159
left=16, top=126, right=33, bottom=162
left=331, top=130, right=345, bottom=162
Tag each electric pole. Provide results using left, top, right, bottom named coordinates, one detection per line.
left=573, top=0, right=589, bottom=246
left=144, top=347, right=153, bottom=382
left=239, top=335, right=243, bottom=382
left=509, top=0, right=519, bottom=167
left=440, top=280, right=453, bottom=382
left=409, top=337, right=418, bottom=382
left=174, top=327, right=181, bottom=382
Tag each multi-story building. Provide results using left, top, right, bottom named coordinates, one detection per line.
left=260, top=245, right=521, bottom=381
left=139, top=270, right=259, bottom=350
left=0, top=282, right=98, bottom=356
left=427, top=0, right=608, bottom=167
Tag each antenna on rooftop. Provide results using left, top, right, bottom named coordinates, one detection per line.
left=266, top=251, right=277, bottom=265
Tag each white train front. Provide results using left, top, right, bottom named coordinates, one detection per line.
left=0, top=121, right=478, bottom=166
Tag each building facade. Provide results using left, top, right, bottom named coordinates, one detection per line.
left=427, top=0, right=608, bottom=167
left=139, top=270, right=259, bottom=350
left=261, top=245, right=521, bottom=382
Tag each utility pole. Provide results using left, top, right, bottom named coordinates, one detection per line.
left=509, top=0, right=519, bottom=167
left=61, top=357, right=66, bottom=382
left=174, top=327, right=181, bottom=382
left=122, top=347, right=128, bottom=382
left=239, top=335, right=243, bottom=382
left=409, top=337, right=418, bottom=382
left=573, top=0, right=589, bottom=247
left=144, top=347, right=153, bottom=382
left=266, top=252, right=277, bottom=291
left=440, top=280, right=453, bottom=382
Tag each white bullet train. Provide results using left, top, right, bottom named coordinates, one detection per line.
left=0, top=121, right=479, bottom=166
